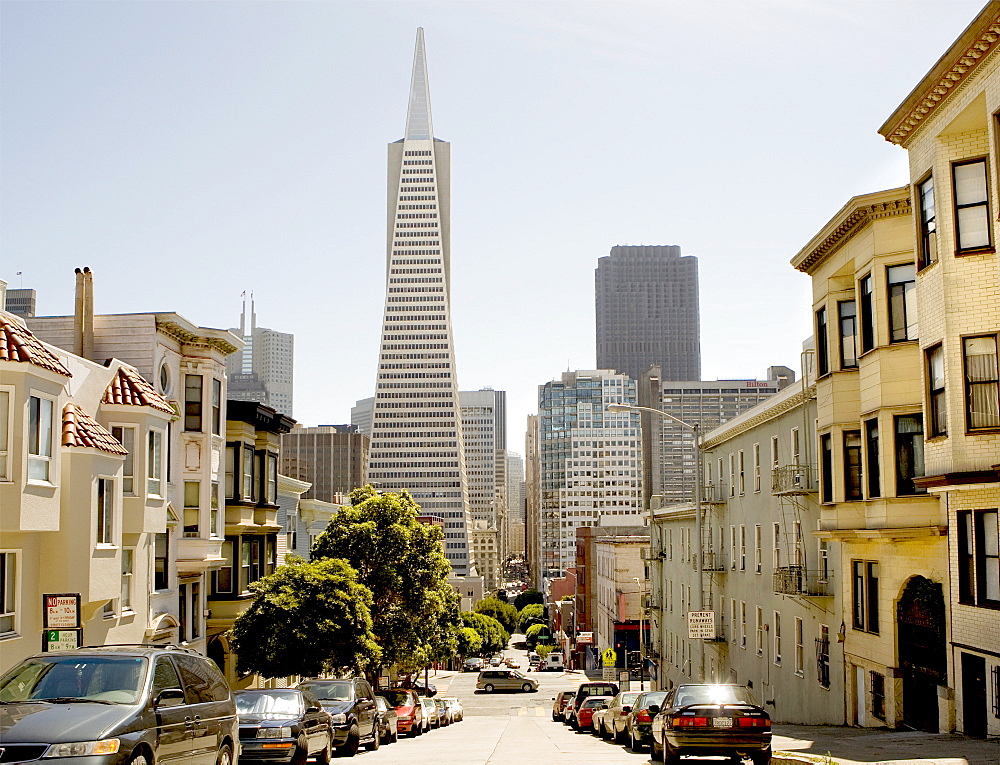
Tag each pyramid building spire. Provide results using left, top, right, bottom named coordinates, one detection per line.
left=404, top=28, right=433, bottom=141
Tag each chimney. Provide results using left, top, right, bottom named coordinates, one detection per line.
left=73, top=267, right=95, bottom=360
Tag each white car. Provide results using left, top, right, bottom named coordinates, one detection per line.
left=489, top=656, right=504, bottom=666
left=441, top=696, right=464, bottom=722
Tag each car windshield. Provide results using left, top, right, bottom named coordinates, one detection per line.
left=674, top=685, right=758, bottom=707
left=618, top=692, right=640, bottom=706
left=379, top=691, right=412, bottom=707
left=639, top=691, right=669, bottom=708
left=582, top=697, right=608, bottom=708
left=298, top=681, right=352, bottom=702
left=581, top=685, right=615, bottom=697
left=0, top=656, right=147, bottom=705
left=236, top=691, right=301, bottom=717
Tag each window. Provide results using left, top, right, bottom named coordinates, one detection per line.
left=121, top=549, right=133, bottom=612
left=819, top=535, right=830, bottom=582
left=739, top=525, right=746, bottom=571
left=96, top=478, right=114, bottom=545
left=816, top=307, right=829, bottom=376
left=738, top=450, right=745, bottom=494
left=242, top=446, right=255, bottom=502
left=183, top=481, right=200, bottom=538
left=772, top=522, right=781, bottom=569
left=214, top=540, right=235, bottom=595
left=957, top=510, right=1000, bottom=607
left=865, top=418, right=881, bottom=498
left=286, top=515, right=298, bottom=552
left=852, top=560, right=880, bottom=633
left=754, top=525, right=762, bottom=574
left=791, top=427, right=800, bottom=465
left=111, top=426, right=135, bottom=494
left=888, top=264, right=917, bottom=343
left=264, top=454, right=278, bottom=504
left=817, top=625, right=831, bottom=688
left=964, top=335, right=1000, bottom=430
left=0, top=389, right=10, bottom=481
left=147, top=429, right=163, bottom=497
left=28, top=395, right=53, bottom=482
left=730, top=526, right=737, bottom=571
left=184, top=374, right=203, bottom=431
left=952, top=158, right=992, bottom=252
left=755, top=606, right=764, bottom=656
left=753, top=443, right=761, bottom=492
left=740, top=601, right=747, bottom=648
left=870, top=671, right=886, bottom=720
left=793, top=521, right=803, bottom=566
left=794, top=617, right=804, bottom=675
left=225, top=444, right=236, bottom=499
left=843, top=431, right=863, bottom=500
left=770, top=435, right=779, bottom=491
left=0, top=552, right=16, bottom=636
left=895, top=414, right=926, bottom=495
left=728, top=454, right=735, bottom=497
left=212, top=379, right=222, bottom=435
left=820, top=434, right=833, bottom=503
left=839, top=300, right=858, bottom=369
left=773, top=611, right=782, bottom=666
left=917, top=175, right=938, bottom=268
left=859, top=274, right=875, bottom=353
left=211, top=482, right=220, bottom=538
left=926, top=344, right=947, bottom=437
left=153, top=533, right=169, bottom=590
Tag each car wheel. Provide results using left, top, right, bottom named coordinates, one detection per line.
left=216, top=744, right=234, bottom=765
left=521, top=683, right=532, bottom=692
left=366, top=727, right=380, bottom=751
left=663, top=744, right=681, bottom=765
left=650, top=735, right=663, bottom=762
left=336, top=725, right=360, bottom=757
left=484, top=684, right=495, bottom=693
left=289, top=742, right=308, bottom=765
left=129, top=753, right=150, bottom=765
left=614, top=724, right=627, bottom=744
left=630, top=730, right=644, bottom=752
left=316, top=734, right=332, bottom=765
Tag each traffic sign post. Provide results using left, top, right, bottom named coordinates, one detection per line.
left=601, top=647, right=617, bottom=667
left=42, top=593, right=81, bottom=651
left=43, top=629, right=82, bottom=652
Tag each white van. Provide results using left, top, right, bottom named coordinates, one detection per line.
left=543, top=652, right=565, bottom=671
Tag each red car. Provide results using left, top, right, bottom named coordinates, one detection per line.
left=576, top=696, right=612, bottom=733
left=377, top=688, right=423, bottom=737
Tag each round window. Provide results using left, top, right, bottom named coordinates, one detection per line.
left=159, top=362, right=171, bottom=394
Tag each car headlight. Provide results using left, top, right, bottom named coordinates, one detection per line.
left=256, top=728, right=293, bottom=739
left=44, top=739, right=121, bottom=757
left=329, top=714, right=347, bottom=724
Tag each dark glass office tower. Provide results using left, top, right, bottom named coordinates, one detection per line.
left=595, top=245, right=701, bottom=381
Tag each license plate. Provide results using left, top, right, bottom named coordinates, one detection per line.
left=713, top=717, right=733, bottom=727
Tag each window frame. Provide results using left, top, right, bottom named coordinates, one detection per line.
left=820, top=433, right=833, bottom=503
left=887, top=263, right=917, bottom=344
left=894, top=414, right=926, bottom=496
left=794, top=617, right=804, bottom=676
left=773, top=610, right=782, bottom=666
left=27, top=393, right=55, bottom=484
left=211, top=379, right=222, bottom=435
left=96, top=477, right=115, bottom=546
left=121, top=548, right=134, bottom=613
left=962, top=334, right=1000, bottom=432
left=0, top=387, right=11, bottom=482
left=865, top=418, right=881, bottom=498
left=147, top=428, right=165, bottom=498
left=111, top=425, right=136, bottom=495
left=927, top=344, right=947, bottom=437
left=754, top=524, right=762, bottom=574
left=843, top=430, right=863, bottom=501
left=0, top=550, right=18, bottom=637
left=916, top=173, right=938, bottom=268
left=951, top=157, right=993, bottom=254
left=153, top=533, right=169, bottom=591
left=184, top=374, right=203, bottom=432
left=958, top=509, right=1000, bottom=608
left=753, top=443, right=761, bottom=493
left=859, top=273, right=875, bottom=354
left=852, top=559, right=880, bottom=634
left=816, top=306, right=830, bottom=376
left=838, top=300, right=858, bottom=369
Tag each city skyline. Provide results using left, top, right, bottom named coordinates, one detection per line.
left=1, top=1, right=986, bottom=445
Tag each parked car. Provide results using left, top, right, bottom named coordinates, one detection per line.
left=565, top=681, right=620, bottom=728
left=624, top=690, right=669, bottom=752
left=463, top=657, right=485, bottom=672
left=576, top=696, right=612, bottom=734
left=410, top=678, right=437, bottom=697
left=552, top=690, right=575, bottom=721
left=373, top=696, right=398, bottom=745
left=235, top=689, right=333, bottom=764
left=295, top=678, right=379, bottom=756
left=419, top=696, right=439, bottom=729
left=489, top=656, right=504, bottom=666
left=598, top=691, right=641, bottom=741
left=505, top=658, right=521, bottom=668
left=0, top=645, right=237, bottom=765
left=433, top=696, right=451, bottom=725
left=477, top=669, right=539, bottom=693
left=649, top=684, right=772, bottom=764
left=441, top=696, right=464, bottom=722
left=376, top=688, right=423, bottom=737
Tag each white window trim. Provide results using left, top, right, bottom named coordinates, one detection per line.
left=147, top=427, right=166, bottom=499
left=27, top=391, right=57, bottom=486
left=0, top=386, right=13, bottom=482
left=95, top=476, right=118, bottom=548
left=110, top=423, right=137, bottom=496
left=0, top=549, right=20, bottom=639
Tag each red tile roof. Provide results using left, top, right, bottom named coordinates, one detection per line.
left=0, top=314, right=71, bottom=377
left=62, top=403, right=129, bottom=456
left=103, top=365, right=174, bottom=414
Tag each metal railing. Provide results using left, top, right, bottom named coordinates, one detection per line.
left=771, top=464, right=817, bottom=494
left=773, top=565, right=833, bottom=596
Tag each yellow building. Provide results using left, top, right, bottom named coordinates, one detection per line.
left=879, top=1, right=1000, bottom=739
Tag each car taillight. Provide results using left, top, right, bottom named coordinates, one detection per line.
left=672, top=716, right=709, bottom=727
left=637, top=710, right=652, bottom=723
left=737, top=717, right=770, bottom=727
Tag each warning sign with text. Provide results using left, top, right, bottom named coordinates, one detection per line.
left=687, top=610, right=716, bottom=639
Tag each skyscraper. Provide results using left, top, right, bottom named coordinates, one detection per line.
left=226, top=295, right=294, bottom=417
left=366, top=29, right=473, bottom=577
left=595, top=245, right=701, bottom=382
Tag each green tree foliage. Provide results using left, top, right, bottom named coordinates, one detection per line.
left=536, top=644, right=554, bottom=659
left=461, top=611, right=509, bottom=656
left=516, top=603, right=545, bottom=633
left=456, top=626, right=483, bottom=657
left=525, top=622, right=551, bottom=649
left=310, top=486, right=459, bottom=673
left=230, top=557, right=378, bottom=679
left=473, top=596, right=518, bottom=634
left=495, top=589, right=509, bottom=603
left=513, top=588, right=544, bottom=611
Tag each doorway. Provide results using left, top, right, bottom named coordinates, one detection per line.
left=961, top=653, right=987, bottom=738
left=897, top=576, right=946, bottom=732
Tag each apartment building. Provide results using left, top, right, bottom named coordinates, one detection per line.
left=280, top=424, right=369, bottom=503
left=878, top=3, right=1000, bottom=737
left=592, top=533, right=649, bottom=673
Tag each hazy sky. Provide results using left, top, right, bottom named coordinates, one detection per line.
left=1, top=0, right=985, bottom=448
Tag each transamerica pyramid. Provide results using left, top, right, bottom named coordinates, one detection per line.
left=366, top=29, right=474, bottom=577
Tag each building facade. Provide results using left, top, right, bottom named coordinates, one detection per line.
left=4, top=286, right=37, bottom=318
left=226, top=295, right=294, bottom=417
left=878, top=6, right=1000, bottom=737
left=460, top=389, right=508, bottom=571
left=595, top=245, right=701, bottom=383
left=365, top=29, right=473, bottom=577
left=280, top=424, right=369, bottom=503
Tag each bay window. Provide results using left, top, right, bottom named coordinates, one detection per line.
left=952, top=158, right=992, bottom=252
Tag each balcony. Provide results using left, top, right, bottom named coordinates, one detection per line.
left=702, top=483, right=727, bottom=504
left=773, top=565, right=833, bottom=597
left=771, top=464, right=817, bottom=495
left=701, top=551, right=727, bottom=571
left=175, top=536, right=225, bottom=575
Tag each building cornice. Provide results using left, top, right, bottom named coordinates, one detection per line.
left=700, top=384, right=817, bottom=451
left=879, top=3, right=1000, bottom=147
left=155, top=315, right=242, bottom=356
left=791, top=189, right=911, bottom=274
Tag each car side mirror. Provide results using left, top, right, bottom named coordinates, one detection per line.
left=648, top=704, right=660, bottom=715
left=155, top=688, right=186, bottom=708
left=622, top=706, right=632, bottom=713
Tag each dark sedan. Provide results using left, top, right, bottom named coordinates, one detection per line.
left=235, top=689, right=332, bottom=764
left=624, top=690, right=669, bottom=752
left=374, top=696, right=398, bottom=745
left=650, top=684, right=772, bottom=764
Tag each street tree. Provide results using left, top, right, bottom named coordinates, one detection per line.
left=473, top=596, right=518, bottom=634
left=311, top=486, right=459, bottom=676
left=514, top=589, right=544, bottom=611
left=461, top=611, right=509, bottom=656
left=230, top=557, right=377, bottom=679
left=516, top=603, right=545, bottom=633
left=456, top=626, right=483, bottom=657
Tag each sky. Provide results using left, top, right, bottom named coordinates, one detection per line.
left=1, top=0, right=986, bottom=449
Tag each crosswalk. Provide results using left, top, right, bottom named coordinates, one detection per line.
left=515, top=705, right=549, bottom=716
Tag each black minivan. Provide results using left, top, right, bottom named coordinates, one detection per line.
left=0, top=645, right=237, bottom=765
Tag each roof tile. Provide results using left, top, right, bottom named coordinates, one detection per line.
left=103, top=365, right=174, bottom=414
left=62, top=403, right=129, bottom=456
left=0, top=314, right=71, bottom=377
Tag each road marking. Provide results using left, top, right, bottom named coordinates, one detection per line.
left=535, top=707, right=546, bottom=717
left=517, top=707, right=526, bottom=716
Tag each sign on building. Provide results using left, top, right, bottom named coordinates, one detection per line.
left=43, top=629, right=81, bottom=652
left=576, top=632, right=593, bottom=645
left=687, top=610, right=716, bottom=639
left=43, top=593, right=82, bottom=652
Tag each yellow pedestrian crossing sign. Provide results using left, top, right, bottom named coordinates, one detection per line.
left=602, top=648, right=617, bottom=666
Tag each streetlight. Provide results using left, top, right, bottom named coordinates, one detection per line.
left=633, top=576, right=645, bottom=691
left=608, top=402, right=704, bottom=682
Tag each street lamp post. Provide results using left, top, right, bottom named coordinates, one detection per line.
left=633, top=576, right=645, bottom=691
left=609, top=403, right=704, bottom=682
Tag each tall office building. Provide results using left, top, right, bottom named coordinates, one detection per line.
left=366, top=29, right=473, bottom=577
left=280, top=424, right=370, bottom=504
left=4, top=287, right=37, bottom=318
left=533, top=370, right=643, bottom=580
left=226, top=295, right=294, bottom=417
left=638, top=364, right=795, bottom=508
left=595, top=245, right=701, bottom=382
left=506, top=452, right=526, bottom=558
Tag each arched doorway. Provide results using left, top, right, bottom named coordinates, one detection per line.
left=897, top=576, right=946, bottom=732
